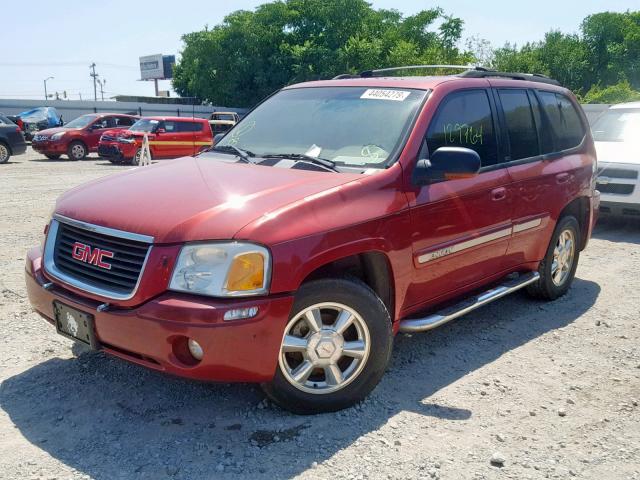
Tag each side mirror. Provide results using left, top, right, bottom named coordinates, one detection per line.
left=413, top=147, right=481, bottom=185
left=213, top=133, right=225, bottom=144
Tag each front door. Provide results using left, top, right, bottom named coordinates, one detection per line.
left=406, top=88, right=514, bottom=309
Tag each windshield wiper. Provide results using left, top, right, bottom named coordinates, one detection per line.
left=261, top=153, right=338, bottom=172
left=209, top=145, right=257, bottom=164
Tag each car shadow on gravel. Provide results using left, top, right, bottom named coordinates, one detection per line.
left=0, top=278, right=599, bottom=480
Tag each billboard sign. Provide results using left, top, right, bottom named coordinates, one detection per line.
left=163, top=55, right=175, bottom=80
left=140, top=54, right=164, bottom=80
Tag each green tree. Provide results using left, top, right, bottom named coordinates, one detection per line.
left=492, top=10, right=640, bottom=100
left=173, top=0, right=472, bottom=107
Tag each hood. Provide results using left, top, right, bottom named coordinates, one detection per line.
left=595, top=141, right=640, bottom=165
left=35, top=127, right=73, bottom=137
left=54, top=156, right=361, bottom=244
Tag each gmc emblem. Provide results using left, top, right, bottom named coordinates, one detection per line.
left=71, top=242, right=114, bottom=270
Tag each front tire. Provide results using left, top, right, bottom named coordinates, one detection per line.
left=67, top=141, right=87, bottom=160
left=527, top=215, right=580, bottom=300
left=262, top=278, right=393, bottom=414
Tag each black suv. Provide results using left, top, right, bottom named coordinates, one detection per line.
left=0, top=114, right=28, bottom=163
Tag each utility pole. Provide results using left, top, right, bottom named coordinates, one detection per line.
left=89, top=63, right=99, bottom=102
left=79, top=93, right=83, bottom=101
left=97, top=78, right=106, bottom=101
left=43, top=76, right=54, bottom=100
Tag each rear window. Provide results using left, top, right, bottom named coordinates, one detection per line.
left=538, top=92, right=585, bottom=151
left=426, top=89, right=499, bottom=167
left=498, top=89, right=540, bottom=160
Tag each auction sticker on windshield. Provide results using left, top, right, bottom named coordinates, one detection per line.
left=361, top=89, right=411, bottom=101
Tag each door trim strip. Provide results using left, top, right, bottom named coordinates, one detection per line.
left=417, top=227, right=512, bottom=264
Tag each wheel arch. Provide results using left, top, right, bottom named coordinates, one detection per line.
left=297, top=250, right=396, bottom=320
left=558, top=196, right=590, bottom=251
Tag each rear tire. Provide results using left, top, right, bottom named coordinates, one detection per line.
left=527, top=215, right=580, bottom=300
left=262, top=278, right=393, bottom=414
left=0, top=142, right=10, bottom=164
left=67, top=141, right=87, bottom=161
left=45, top=154, right=61, bottom=160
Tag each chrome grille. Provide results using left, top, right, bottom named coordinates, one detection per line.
left=44, top=217, right=153, bottom=300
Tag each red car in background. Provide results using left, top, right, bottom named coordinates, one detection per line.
left=98, top=116, right=213, bottom=164
left=32, top=113, right=138, bottom=160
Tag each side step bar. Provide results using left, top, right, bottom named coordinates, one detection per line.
left=399, top=272, right=540, bottom=333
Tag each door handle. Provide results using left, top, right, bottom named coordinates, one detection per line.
left=556, top=173, right=570, bottom=184
left=491, top=187, right=507, bottom=201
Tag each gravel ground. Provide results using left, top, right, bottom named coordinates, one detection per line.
left=0, top=148, right=639, bottom=480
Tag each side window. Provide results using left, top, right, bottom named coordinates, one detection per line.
left=556, top=95, right=584, bottom=150
left=177, top=121, right=202, bottom=133
left=426, top=90, right=498, bottom=167
left=115, top=116, right=135, bottom=127
left=497, top=89, right=540, bottom=161
left=538, top=91, right=585, bottom=152
left=163, top=121, right=177, bottom=132
left=94, top=118, right=109, bottom=129
left=529, top=94, right=554, bottom=154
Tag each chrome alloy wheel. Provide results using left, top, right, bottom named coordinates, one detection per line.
left=71, top=143, right=85, bottom=159
left=0, top=144, right=8, bottom=163
left=551, top=229, right=575, bottom=286
left=279, top=302, right=371, bottom=394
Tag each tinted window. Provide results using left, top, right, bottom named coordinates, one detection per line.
left=539, top=92, right=585, bottom=151
left=529, top=94, right=554, bottom=154
left=426, top=90, right=498, bottom=166
left=177, top=121, right=203, bottom=133
left=498, top=89, right=539, bottom=160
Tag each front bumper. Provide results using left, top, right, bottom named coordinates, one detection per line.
left=98, top=142, right=134, bottom=160
left=597, top=162, right=640, bottom=216
left=32, top=140, right=67, bottom=155
left=25, top=247, right=293, bottom=383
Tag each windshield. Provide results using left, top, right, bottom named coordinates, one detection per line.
left=592, top=109, right=640, bottom=142
left=216, top=87, right=427, bottom=168
left=64, top=114, right=98, bottom=129
left=129, top=118, right=160, bottom=133
left=212, top=113, right=236, bottom=121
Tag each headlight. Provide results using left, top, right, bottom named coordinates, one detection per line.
left=51, top=132, right=65, bottom=140
left=118, top=137, right=135, bottom=144
left=169, top=242, right=270, bottom=297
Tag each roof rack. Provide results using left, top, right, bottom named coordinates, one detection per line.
left=332, top=65, right=561, bottom=86
left=458, top=69, right=560, bottom=86
left=358, top=64, right=480, bottom=78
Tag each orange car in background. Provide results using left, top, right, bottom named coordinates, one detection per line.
left=98, top=116, right=213, bottom=164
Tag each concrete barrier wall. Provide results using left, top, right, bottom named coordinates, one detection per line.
left=0, top=99, right=247, bottom=121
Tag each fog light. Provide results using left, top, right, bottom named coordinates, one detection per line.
left=223, top=306, right=259, bottom=321
left=187, top=339, right=204, bottom=360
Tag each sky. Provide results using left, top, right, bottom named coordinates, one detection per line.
left=0, top=0, right=637, bottom=101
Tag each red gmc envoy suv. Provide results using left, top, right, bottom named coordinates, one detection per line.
left=25, top=67, right=599, bottom=414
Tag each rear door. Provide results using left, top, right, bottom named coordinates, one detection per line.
left=406, top=88, right=514, bottom=308
left=497, top=87, right=589, bottom=265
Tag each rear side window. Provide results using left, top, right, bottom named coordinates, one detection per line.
left=177, top=121, right=203, bottom=133
left=538, top=92, right=585, bottom=151
left=498, top=89, right=540, bottom=161
left=426, top=90, right=498, bottom=167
